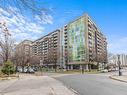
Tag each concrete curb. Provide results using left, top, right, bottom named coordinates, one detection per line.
left=109, top=76, right=127, bottom=83
left=49, top=74, right=79, bottom=95
left=70, top=87, right=79, bottom=95
left=47, top=76, right=78, bottom=95
left=0, top=77, right=18, bottom=81
left=54, top=79, right=79, bottom=95
left=62, top=82, right=79, bottom=95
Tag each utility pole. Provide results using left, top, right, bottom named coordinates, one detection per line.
left=117, top=55, right=122, bottom=76
left=81, top=64, right=84, bottom=74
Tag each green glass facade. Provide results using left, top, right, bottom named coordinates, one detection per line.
left=68, top=17, right=86, bottom=62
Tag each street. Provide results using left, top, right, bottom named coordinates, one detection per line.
left=0, top=72, right=127, bottom=95
left=55, top=73, right=127, bottom=95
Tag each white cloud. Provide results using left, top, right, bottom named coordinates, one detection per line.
left=0, top=7, right=53, bottom=43
left=108, top=37, right=127, bottom=54
left=35, top=13, right=53, bottom=25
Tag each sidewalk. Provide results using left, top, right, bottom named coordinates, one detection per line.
left=0, top=74, right=77, bottom=95
left=109, top=75, right=127, bottom=83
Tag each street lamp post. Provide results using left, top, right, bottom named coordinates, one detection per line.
left=81, top=64, right=84, bottom=74
left=117, top=55, right=122, bottom=76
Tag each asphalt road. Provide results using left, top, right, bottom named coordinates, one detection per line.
left=55, top=73, right=127, bottom=95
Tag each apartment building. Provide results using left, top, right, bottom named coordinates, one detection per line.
left=16, top=40, right=32, bottom=55
left=61, top=25, right=68, bottom=69
left=15, top=40, right=33, bottom=65
left=65, top=14, right=107, bottom=70
left=16, top=13, right=107, bottom=70
left=32, top=29, right=61, bottom=68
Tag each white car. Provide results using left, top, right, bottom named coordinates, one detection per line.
left=28, top=68, right=35, bottom=73
left=101, top=69, right=108, bottom=73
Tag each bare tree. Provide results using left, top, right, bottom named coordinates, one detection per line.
left=0, top=21, right=14, bottom=62
left=14, top=40, right=32, bottom=71
left=15, top=46, right=40, bottom=72
left=15, top=46, right=26, bottom=67
left=29, top=55, right=40, bottom=66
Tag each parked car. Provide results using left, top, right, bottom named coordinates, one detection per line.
left=28, top=68, right=35, bottom=73
left=17, top=68, right=23, bottom=72
left=101, top=69, right=108, bottom=73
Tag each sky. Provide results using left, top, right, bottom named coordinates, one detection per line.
left=0, top=0, right=127, bottom=54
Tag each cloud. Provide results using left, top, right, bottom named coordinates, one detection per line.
left=35, top=13, right=53, bottom=25
left=108, top=37, right=127, bottom=54
left=0, top=6, right=53, bottom=43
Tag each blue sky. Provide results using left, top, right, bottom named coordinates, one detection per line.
left=0, top=0, right=127, bottom=54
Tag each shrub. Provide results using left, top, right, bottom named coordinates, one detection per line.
left=1, top=61, right=15, bottom=75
